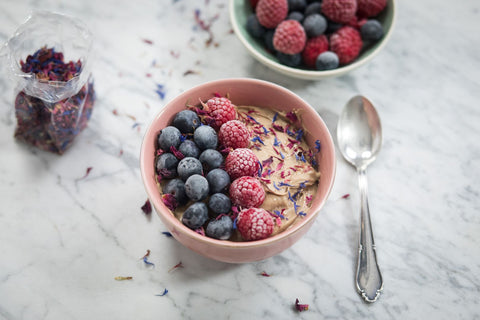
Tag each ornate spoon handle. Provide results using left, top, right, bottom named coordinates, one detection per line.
left=355, top=167, right=383, bottom=302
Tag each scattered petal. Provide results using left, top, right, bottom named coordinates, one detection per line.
left=141, top=199, right=152, bottom=215
left=115, top=276, right=133, bottom=281
left=295, top=298, right=309, bottom=311
left=155, top=288, right=169, bottom=296
left=168, top=261, right=184, bottom=273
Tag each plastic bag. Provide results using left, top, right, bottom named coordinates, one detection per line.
left=3, top=11, right=95, bottom=154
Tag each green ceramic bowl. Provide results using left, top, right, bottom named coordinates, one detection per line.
left=229, top=0, right=396, bottom=80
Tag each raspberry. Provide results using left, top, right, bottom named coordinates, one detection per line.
left=329, top=26, right=363, bottom=65
left=236, top=208, right=274, bottom=240
left=205, top=97, right=237, bottom=130
left=250, top=0, right=259, bottom=9
left=321, top=0, right=357, bottom=24
left=256, top=0, right=288, bottom=29
left=273, top=20, right=307, bottom=55
left=219, top=120, right=250, bottom=149
left=229, top=176, right=265, bottom=208
left=357, top=0, right=387, bottom=18
left=224, top=148, right=259, bottom=180
left=301, top=35, right=329, bottom=68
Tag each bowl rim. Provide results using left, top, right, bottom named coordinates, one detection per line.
left=140, top=78, right=336, bottom=249
left=228, top=0, right=397, bottom=80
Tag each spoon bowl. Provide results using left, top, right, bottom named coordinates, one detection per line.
left=337, top=95, right=384, bottom=302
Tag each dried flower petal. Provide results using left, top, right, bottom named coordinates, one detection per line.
left=115, top=276, right=133, bottom=281
left=260, top=271, right=271, bottom=277
left=155, top=288, right=168, bottom=296
left=141, top=199, right=152, bottom=215
left=162, top=231, right=173, bottom=237
left=295, top=298, right=309, bottom=311
left=162, top=194, right=177, bottom=211
left=168, top=261, right=184, bottom=272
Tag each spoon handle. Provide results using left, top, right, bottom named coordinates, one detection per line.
left=355, top=167, right=383, bottom=302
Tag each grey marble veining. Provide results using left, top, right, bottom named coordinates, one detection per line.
left=1, top=0, right=480, bottom=319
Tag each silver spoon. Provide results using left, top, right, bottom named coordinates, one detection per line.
left=337, top=95, right=383, bottom=303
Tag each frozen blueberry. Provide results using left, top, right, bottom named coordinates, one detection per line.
left=194, top=125, right=218, bottom=150
left=246, top=14, right=266, bottom=39
left=163, top=179, right=188, bottom=205
left=326, top=20, right=343, bottom=34
left=172, top=110, right=201, bottom=134
left=156, top=153, right=179, bottom=178
left=316, top=51, right=339, bottom=70
left=208, top=193, right=231, bottom=215
left=177, top=157, right=203, bottom=181
left=288, top=0, right=307, bottom=12
left=182, top=202, right=208, bottom=230
left=361, top=19, right=384, bottom=42
left=157, top=126, right=181, bottom=151
left=184, top=174, right=209, bottom=201
left=276, top=52, right=302, bottom=67
left=178, top=140, right=200, bottom=158
left=264, top=30, right=276, bottom=52
left=288, top=11, right=305, bottom=22
left=199, top=149, right=223, bottom=171
left=304, top=2, right=322, bottom=16
left=303, top=13, right=327, bottom=37
left=206, top=168, right=230, bottom=194
left=205, top=215, right=234, bottom=240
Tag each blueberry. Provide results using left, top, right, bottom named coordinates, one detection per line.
left=177, top=157, right=203, bottom=181
left=178, top=140, right=200, bottom=158
left=163, top=179, right=188, bottom=205
left=184, top=174, right=209, bottom=201
left=288, top=11, right=304, bottom=22
left=182, top=202, right=208, bottom=230
left=264, top=30, right=276, bottom=52
left=199, top=149, right=223, bottom=171
left=303, top=13, right=327, bottom=37
left=205, top=215, right=234, bottom=240
left=156, top=153, right=179, bottom=178
left=361, top=20, right=384, bottom=42
left=194, top=125, right=218, bottom=150
left=208, top=193, right=231, bottom=215
left=172, top=110, right=201, bottom=134
left=276, top=52, right=302, bottom=67
left=206, top=168, right=230, bottom=194
left=246, top=14, right=266, bottom=39
left=157, top=126, right=181, bottom=151
left=326, top=20, right=343, bottom=34
left=288, top=0, right=307, bottom=12
left=316, top=51, right=339, bottom=70
left=304, top=2, right=322, bottom=16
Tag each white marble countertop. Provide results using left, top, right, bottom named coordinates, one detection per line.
left=1, top=0, right=479, bottom=319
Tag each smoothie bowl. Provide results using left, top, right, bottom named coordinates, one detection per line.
left=140, top=78, right=335, bottom=263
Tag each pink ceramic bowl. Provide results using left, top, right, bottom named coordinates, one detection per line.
left=140, top=78, right=335, bottom=263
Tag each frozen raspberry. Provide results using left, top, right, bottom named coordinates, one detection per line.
left=321, top=0, right=357, bottom=24
left=229, top=176, right=265, bottom=208
left=219, top=120, right=250, bottom=149
left=273, top=20, right=307, bottom=55
left=256, top=0, right=288, bottom=29
left=224, top=148, right=259, bottom=180
left=329, top=26, right=363, bottom=65
left=301, top=35, right=329, bottom=68
left=204, top=97, right=237, bottom=130
left=250, top=0, right=259, bottom=9
left=236, top=207, right=274, bottom=240
left=357, top=0, right=387, bottom=18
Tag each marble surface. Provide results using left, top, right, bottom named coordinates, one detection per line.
left=1, top=0, right=479, bottom=319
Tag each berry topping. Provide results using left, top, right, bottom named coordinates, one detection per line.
left=316, top=51, right=340, bottom=70
left=156, top=153, right=179, bottom=179
left=184, top=174, right=210, bottom=201
left=273, top=20, right=307, bottom=55
left=218, top=120, right=250, bottom=149
left=208, top=193, right=232, bottom=215
left=163, top=179, right=188, bottom=205
left=256, top=0, right=288, bottom=29
left=199, top=149, right=224, bottom=171
left=246, top=14, right=266, bottom=38
left=304, top=2, right=322, bottom=16
left=206, top=168, right=231, bottom=194
left=329, top=26, right=363, bottom=65
left=194, top=125, right=218, bottom=150
left=302, top=13, right=327, bottom=38
left=288, top=0, right=307, bottom=12
left=287, top=11, right=305, bottom=22
left=157, top=126, right=181, bottom=151
left=236, top=208, right=274, bottom=241
left=182, top=202, right=209, bottom=230
left=301, top=35, right=329, bottom=68
left=321, top=0, right=357, bottom=24
left=206, top=215, right=234, bottom=240
left=229, top=176, right=265, bottom=208
left=357, top=0, right=387, bottom=18
left=177, top=157, right=203, bottom=181
left=276, top=52, right=302, bottom=67
left=224, top=148, right=260, bottom=180
left=205, top=97, right=237, bottom=129
left=360, top=19, right=384, bottom=41
left=172, top=110, right=200, bottom=134
left=178, top=140, right=200, bottom=158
